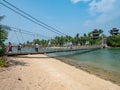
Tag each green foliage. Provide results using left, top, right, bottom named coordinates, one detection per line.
left=23, top=32, right=103, bottom=47
left=0, top=57, right=6, bottom=67
left=33, top=39, right=40, bottom=44
left=0, top=49, right=4, bottom=55
left=22, top=28, right=120, bottom=48
left=107, top=35, right=120, bottom=47
left=0, top=16, right=8, bottom=49
left=40, top=39, right=49, bottom=47
left=0, top=25, right=8, bottom=45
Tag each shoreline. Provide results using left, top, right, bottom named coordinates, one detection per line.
left=56, top=57, right=120, bottom=86
left=0, top=54, right=120, bottom=90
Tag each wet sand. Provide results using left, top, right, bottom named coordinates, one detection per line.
left=57, top=57, right=120, bottom=86
left=0, top=54, right=120, bottom=90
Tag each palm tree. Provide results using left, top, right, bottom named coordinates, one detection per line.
left=65, top=35, right=72, bottom=45
left=74, top=33, right=80, bottom=46
left=33, top=39, right=40, bottom=44
left=40, top=39, right=49, bottom=47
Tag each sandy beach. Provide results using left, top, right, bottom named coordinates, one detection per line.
left=0, top=54, right=120, bottom=90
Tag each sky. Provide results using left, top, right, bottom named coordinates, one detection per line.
left=0, top=0, right=120, bottom=43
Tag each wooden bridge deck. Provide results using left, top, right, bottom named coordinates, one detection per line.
left=3, top=47, right=100, bottom=56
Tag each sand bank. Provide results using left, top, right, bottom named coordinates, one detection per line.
left=0, top=54, right=120, bottom=90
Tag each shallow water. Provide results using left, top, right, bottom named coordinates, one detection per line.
left=47, top=48, right=120, bottom=85
left=48, top=48, right=120, bottom=74
left=68, top=48, right=120, bottom=73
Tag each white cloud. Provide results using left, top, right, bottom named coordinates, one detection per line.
left=70, top=0, right=120, bottom=34
left=82, top=0, right=120, bottom=35
left=89, top=0, right=116, bottom=14
left=84, top=0, right=120, bottom=27
left=71, top=0, right=90, bottom=4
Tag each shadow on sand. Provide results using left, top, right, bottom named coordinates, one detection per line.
left=7, top=59, right=27, bottom=67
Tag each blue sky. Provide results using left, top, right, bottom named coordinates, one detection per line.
left=0, top=0, right=120, bottom=43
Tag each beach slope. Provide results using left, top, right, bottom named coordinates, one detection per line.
left=0, top=54, right=120, bottom=90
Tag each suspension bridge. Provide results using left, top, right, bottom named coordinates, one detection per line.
left=5, top=46, right=101, bottom=56
left=0, top=24, right=104, bottom=56
left=0, top=0, right=107, bottom=56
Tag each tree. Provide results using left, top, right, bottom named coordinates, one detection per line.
left=65, top=35, right=72, bottom=46
left=0, top=16, right=8, bottom=48
left=107, top=35, right=120, bottom=47
left=33, top=39, right=40, bottom=44
left=24, top=41, right=32, bottom=47
left=0, top=16, right=9, bottom=67
left=40, top=39, right=49, bottom=47
left=0, top=26, right=8, bottom=46
left=73, top=33, right=80, bottom=46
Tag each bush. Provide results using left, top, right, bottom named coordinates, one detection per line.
left=0, top=57, right=6, bottom=67
left=0, top=53, right=8, bottom=67
left=107, top=35, right=120, bottom=47
left=0, top=49, right=4, bottom=55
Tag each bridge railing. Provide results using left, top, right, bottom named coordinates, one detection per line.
left=1, top=45, right=101, bottom=56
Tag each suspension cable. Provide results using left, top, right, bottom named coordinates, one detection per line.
left=14, top=30, right=20, bottom=44
left=19, top=29, right=25, bottom=43
left=1, top=24, right=52, bottom=39
left=2, top=0, right=67, bottom=36
left=0, top=1, right=66, bottom=36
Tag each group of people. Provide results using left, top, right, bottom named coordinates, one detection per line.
left=6, top=42, right=39, bottom=53
left=6, top=42, right=22, bottom=53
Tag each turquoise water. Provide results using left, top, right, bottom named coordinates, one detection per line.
left=68, top=48, right=120, bottom=73
left=48, top=48, right=120, bottom=74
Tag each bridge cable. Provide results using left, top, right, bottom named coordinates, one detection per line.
left=12, top=26, right=51, bottom=39
left=1, top=24, right=52, bottom=39
left=2, top=0, right=67, bottom=36
left=0, top=2, right=63, bottom=36
left=19, top=29, right=25, bottom=43
left=14, top=30, right=20, bottom=44
left=0, top=1, right=66, bottom=36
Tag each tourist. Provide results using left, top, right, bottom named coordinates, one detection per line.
left=7, top=42, right=12, bottom=53
left=35, top=43, right=39, bottom=52
left=17, top=43, right=22, bottom=53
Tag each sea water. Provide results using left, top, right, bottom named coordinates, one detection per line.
left=48, top=48, right=120, bottom=74
left=68, top=48, right=120, bottom=73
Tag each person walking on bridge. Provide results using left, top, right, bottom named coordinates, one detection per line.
left=17, top=43, right=22, bottom=53
left=35, top=43, right=39, bottom=52
left=7, top=42, right=12, bottom=53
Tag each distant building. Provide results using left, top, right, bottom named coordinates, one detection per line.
left=110, top=28, right=119, bottom=35
left=92, top=29, right=100, bottom=39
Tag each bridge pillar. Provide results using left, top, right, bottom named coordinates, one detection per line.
left=101, top=36, right=107, bottom=48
